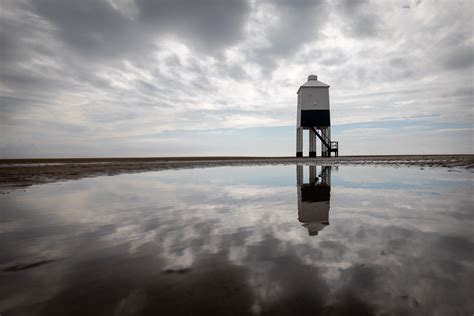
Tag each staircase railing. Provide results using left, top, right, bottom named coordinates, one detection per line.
left=309, top=127, right=330, bottom=149
left=309, top=127, right=339, bottom=156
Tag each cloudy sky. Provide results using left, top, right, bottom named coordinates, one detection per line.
left=1, top=0, right=473, bottom=157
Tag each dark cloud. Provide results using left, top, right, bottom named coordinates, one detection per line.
left=1, top=0, right=251, bottom=109
left=31, top=0, right=142, bottom=59
left=136, top=0, right=250, bottom=52
left=28, top=0, right=250, bottom=60
left=264, top=0, right=328, bottom=55
left=441, top=42, right=474, bottom=70
left=338, top=0, right=384, bottom=38
left=249, top=0, right=330, bottom=70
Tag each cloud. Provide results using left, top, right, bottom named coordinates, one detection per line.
left=32, top=0, right=140, bottom=59
left=0, top=0, right=473, bottom=157
left=136, top=0, right=250, bottom=52
left=441, top=42, right=474, bottom=70
left=252, top=0, right=330, bottom=60
left=337, top=0, right=384, bottom=38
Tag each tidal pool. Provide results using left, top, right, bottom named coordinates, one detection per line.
left=1, top=165, right=473, bottom=315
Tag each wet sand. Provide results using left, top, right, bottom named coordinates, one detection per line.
left=1, top=155, right=473, bottom=191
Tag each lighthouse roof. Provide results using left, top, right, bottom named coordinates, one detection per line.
left=297, top=75, right=330, bottom=93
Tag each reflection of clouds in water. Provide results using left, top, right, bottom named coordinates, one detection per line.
left=333, top=185, right=473, bottom=236
left=1, top=166, right=473, bottom=315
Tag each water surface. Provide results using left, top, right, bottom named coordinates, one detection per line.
left=1, top=165, right=473, bottom=315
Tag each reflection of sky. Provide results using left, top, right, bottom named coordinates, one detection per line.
left=155, top=165, right=297, bottom=187
left=0, top=166, right=473, bottom=315
left=332, top=166, right=473, bottom=190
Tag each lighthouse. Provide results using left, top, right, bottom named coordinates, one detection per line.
left=296, top=75, right=338, bottom=157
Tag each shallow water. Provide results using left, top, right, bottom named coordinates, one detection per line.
left=1, top=165, right=473, bottom=315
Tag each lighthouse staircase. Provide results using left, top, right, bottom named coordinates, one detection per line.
left=310, top=127, right=339, bottom=157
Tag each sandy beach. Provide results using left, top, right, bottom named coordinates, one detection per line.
left=1, top=155, right=472, bottom=191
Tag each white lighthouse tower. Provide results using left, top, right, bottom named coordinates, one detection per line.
left=296, top=75, right=338, bottom=157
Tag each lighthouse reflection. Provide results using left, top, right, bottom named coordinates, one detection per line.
left=296, top=165, right=332, bottom=236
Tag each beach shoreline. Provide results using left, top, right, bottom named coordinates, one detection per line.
left=1, top=155, right=473, bottom=191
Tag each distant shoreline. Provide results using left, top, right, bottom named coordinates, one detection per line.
left=1, top=155, right=473, bottom=192
left=1, top=154, right=473, bottom=164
